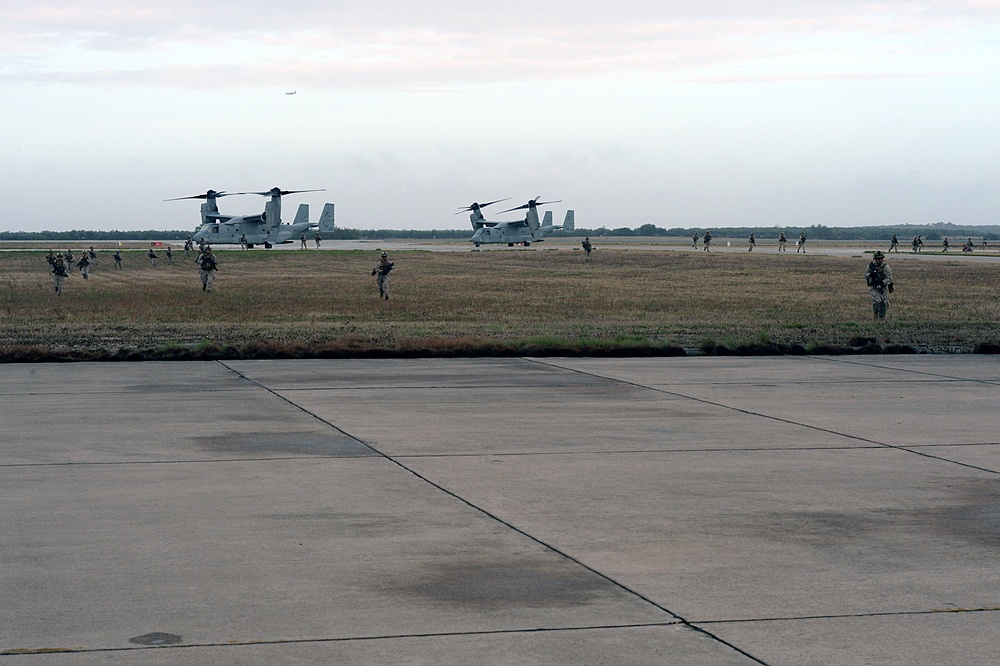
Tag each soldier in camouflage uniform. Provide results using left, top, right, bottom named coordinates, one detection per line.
left=864, top=251, right=894, bottom=320
left=51, top=254, right=68, bottom=294
left=198, top=247, right=219, bottom=292
left=372, top=251, right=393, bottom=300
left=77, top=252, right=91, bottom=279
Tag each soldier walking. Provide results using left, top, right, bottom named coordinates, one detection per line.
left=864, top=251, right=894, bottom=320
left=113, top=250, right=123, bottom=270
left=372, top=251, right=394, bottom=300
left=65, top=249, right=75, bottom=273
left=581, top=236, right=593, bottom=260
left=747, top=233, right=755, bottom=252
left=889, top=234, right=899, bottom=253
left=301, top=233, right=308, bottom=249
left=166, top=246, right=174, bottom=265
left=796, top=232, right=806, bottom=253
left=198, top=247, right=219, bottom=292
left=51, top=253, right=68, bottom=294
left=77, top=253, right=91, bottom=279
left=147, top=247, right=157, bottom=267
left=703, top=231, right=712, bottom=251
left=692, top=232, right=699, bottom=249
left=314, top=232, right=322, bottom=248
left=778, top=232, right=787, bottom=251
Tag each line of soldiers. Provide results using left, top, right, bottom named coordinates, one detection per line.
left=45, top=244, right=218, bottom=295
left=689, top=231, right=806, bottom=252
left=43, top=242, right=907, bottom=323
left=47, top=243, right=393, bottom=301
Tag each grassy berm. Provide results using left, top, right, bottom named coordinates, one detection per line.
left=2, top=247, right=999, bottom=361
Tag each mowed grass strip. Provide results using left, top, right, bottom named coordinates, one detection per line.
left=1, top=247, right=998, bottom=357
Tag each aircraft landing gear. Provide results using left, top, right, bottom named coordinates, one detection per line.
left=508, top=243, right=514, bottom=247
left=264, top=242, right=272, bottom=249
left=523, top=241, right=531, bottom=247
left=474, top=243, right=480, bottom=247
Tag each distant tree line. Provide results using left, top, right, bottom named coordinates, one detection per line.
left=326, top=228, right=469, bottom=240
left=0, top=230, right=191, bottom=241
left=553, top=222, right=1000, bottom=241
left=4, top=222, right=999, bottom=242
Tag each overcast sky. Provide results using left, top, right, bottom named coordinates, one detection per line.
left=3, top=1, right=999, bottom=232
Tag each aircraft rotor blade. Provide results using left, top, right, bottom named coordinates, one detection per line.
left=249, top=188, right=326, bottom=197
left=163, top=190, right=243, bottom=202
left=455, top=197, right=511, bottom=214
left=497, top=204, right=526, bottom=214
left=498, top=198, right=562, bottom=214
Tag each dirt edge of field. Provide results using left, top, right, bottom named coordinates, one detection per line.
left=3, top=339, right=999, bottom=363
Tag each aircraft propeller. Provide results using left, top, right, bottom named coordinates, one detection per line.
left=248, top=187, right=326, bottom=198
left=163, top=190, right=243, bottom=202
left=455, top=198, right=511, bottom=214
left=498, top=196, right=561, bottom=214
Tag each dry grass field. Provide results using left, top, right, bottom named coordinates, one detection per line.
left=2, top=246, right=998, bottom=360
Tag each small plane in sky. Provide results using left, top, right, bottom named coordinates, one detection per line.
left=165, top=188, right=334, bottom=248
left=461, top=196, right=574, bottom=247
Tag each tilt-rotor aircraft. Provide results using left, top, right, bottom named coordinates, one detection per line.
left=166, top=188, right=335, bottom=248
left=460, top=197, right=574, bottom=247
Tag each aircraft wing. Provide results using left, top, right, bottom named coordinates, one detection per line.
left=206, top=213, right=264, bottom=225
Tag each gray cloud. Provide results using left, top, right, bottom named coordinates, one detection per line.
left=3, top=1, right=996, bottom=91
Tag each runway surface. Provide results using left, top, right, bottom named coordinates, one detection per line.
left=2, top=356, right=999, bottom=664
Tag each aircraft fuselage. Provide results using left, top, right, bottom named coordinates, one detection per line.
left=470, top=223, right=543, bottom=247
left=192, top=221, right=311, bottom=247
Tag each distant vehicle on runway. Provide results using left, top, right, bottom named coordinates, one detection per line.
left=165, top=188, right=335, bottom=248
left=461, top=196, right=574, bottom=247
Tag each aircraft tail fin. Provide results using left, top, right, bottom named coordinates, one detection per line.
left=293, top=203, right=309, bottom=227
left=542, top=211, right=553, bottom=228
left=319, top=203, right=335, bottom=232
left=563, top=210, right=575, bottom=231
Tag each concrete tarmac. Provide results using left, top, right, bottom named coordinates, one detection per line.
left=2, top=356, right=999, bottom=664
